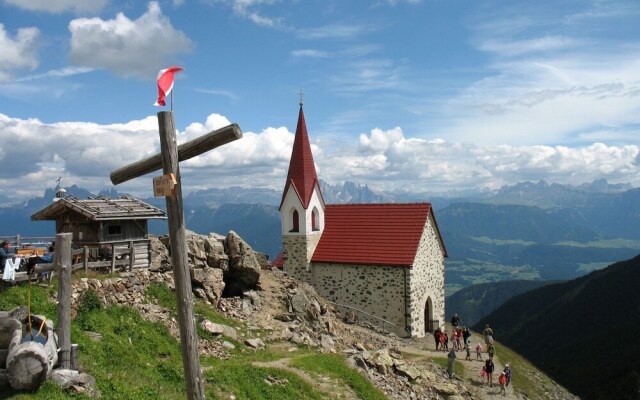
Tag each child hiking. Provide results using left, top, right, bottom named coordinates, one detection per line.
left=475, top=342, right=483, bottom=360
left=499, top=371, right=507, bottom=395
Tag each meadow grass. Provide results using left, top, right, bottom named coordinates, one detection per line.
left=290, top=353, right=388, bottom=400
left=1, top=283, right=387, bottom=400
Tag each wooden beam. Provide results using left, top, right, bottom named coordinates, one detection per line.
left=158, top=111, right=205, bottom=399
left=110, top=123, right=243, bottom=185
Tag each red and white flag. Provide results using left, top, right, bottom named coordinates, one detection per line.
left=154, top=66, right=183, bottom=106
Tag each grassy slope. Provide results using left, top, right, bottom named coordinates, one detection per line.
left=0, top=282, right=385, bottom=400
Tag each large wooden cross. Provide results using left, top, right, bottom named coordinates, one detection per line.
left=110, top=111, right=242, bottom=400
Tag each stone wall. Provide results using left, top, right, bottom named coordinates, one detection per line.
left=70, top=270, right=175, bottom=314
left=310, top=263, right=408, bottom=337
left=407, top=214, right=445, bottom=337
left=282, top=234, right=320, bottom=283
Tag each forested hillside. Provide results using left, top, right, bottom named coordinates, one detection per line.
left=445, top=280, right=552, bottom=326
left=473, top=254, right=640, bottom=400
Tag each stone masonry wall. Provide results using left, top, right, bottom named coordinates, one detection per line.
left=407, top=214, right=445, bottom=338
left=70, top=269, right=175, bottom=315
left=282, top=234, right=320, bottom=283
left=311, top=263, right=408, bottom=337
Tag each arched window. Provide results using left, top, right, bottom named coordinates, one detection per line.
left=290, top=209, right=299, bottom=232
left=312, top=208, right=320, bottom=231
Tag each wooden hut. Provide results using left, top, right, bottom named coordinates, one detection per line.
left=31, top=195, right=166, bottom=269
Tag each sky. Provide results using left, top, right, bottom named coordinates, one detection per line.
left=1, top=0, right=639, bottom=201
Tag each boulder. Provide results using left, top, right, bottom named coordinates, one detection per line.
left=149, top=236, right=171, bottom=272
left=370, top=349, right=394, bottom=375
left=320, top=334, right=335, bottom=352
left=190, top=267, right=225, bottom=305
left=395, top=364, right=422, bottom=381
left=224, top=231, right=261, bottom=295
left=244, top=338, right=264, bottom=349
left=289, top=288, right=321, bottom=322
left=201, top=320, right=225, bottom=335
left=433, top=382, right=459, bottom=396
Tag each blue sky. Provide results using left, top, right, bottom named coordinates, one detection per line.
left=1, top=0, right=639, bottom=200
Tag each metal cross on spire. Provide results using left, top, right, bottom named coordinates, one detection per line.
left=298, top=89, right=304, bottom=106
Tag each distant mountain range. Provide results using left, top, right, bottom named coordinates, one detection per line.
left=3, top=179, right=640, bottom=294
left=473, top=254, right=640, bottom=400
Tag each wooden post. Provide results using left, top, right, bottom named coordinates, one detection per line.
left=55, top=232, right=72, bottom=369
left=158, top=111, right=205, bottom=399
left=110, top=124, right=243, bottom=185
left=70, top=344, right=78, bottom=371
left=83, top=246, right=89, bottom=274
left=111, top=246, right=116, bottom=274
left=128, top=240, right=134, bottom=271
left=109, top=113, right=242, bottom=400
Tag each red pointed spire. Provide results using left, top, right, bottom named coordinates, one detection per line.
left=280, top=104, right=320, bottom=209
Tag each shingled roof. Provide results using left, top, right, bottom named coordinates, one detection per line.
left=311, top=203, right=447, bottom=266
left=31, top=196, right=166, bottom=221
left=279, top=105, right=321, bottom=210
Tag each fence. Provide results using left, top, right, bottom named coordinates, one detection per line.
left=7, top=239, right=147, bottom=285
left=0, top=235, right=54, bottom=249
left=327, top=300, right=397, bottom=334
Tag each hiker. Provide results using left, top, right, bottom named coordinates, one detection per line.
left=462, top=326, right=471, bottom=349
left=442, top=332, right=449, bottom=351
left=450, top=313, right=460, bottom=329
left=485, top=358, right=495, bottom=387
left=483, top=324, right=494, bottom=345
left=503, top=363, right=512, bottom=387
left=475, top=342, right=483, bottom=360
left=26, top=245, right=54, bottom=279
left=434, top=327, right=441, bottom=351
left=499, top=371, right=507, bottom=395
left=447, top=349, right=456, bottom=378
left=487, top=342, right=496, bottom=359
left=454, top=327, right=462, bottom=350
left=0, top=241, right=12, bottom=273
left=464, top=336, right=472, bottom=361
left=480, top=365, right=487, bottom=384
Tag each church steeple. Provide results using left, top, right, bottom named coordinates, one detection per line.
left=279, top=103, right=320, bottom=210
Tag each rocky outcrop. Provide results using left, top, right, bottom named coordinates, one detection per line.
left=223, top=231, right=262, bottom=296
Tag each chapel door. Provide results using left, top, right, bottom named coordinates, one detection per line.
left=424, top=297, right=433, bottom=333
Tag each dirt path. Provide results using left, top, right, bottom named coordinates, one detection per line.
left=402, top=332, right=519, bottom=400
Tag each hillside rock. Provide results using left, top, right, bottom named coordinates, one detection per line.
left=224, top=231, right=262, bottom=295
left=190, top=266, right=225, bottom=305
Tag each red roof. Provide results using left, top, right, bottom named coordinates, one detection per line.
left=280, top=106, right=319, bottom=209
left=311, top=203, right=447, bottom=266
left=272, top=252, right=284, bottom=269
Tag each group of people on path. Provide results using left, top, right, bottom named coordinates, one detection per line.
left=437, top=314, right=512, bottom=395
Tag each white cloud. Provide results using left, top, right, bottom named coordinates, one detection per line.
left=1, top=113, right=638, bottom=201
left=4, top=0, right=108, bottom=14
left=290, top=49, right=329, bottom=59
left=206, top=0, right=283, bottom=28
left=297, top=24, right=371, bottom=40
left=0, top=24, right=39, bottom=82
left=16, top=66, right=94, bottom=82
left=68, top=2, right=193, bottom=78
left=320, top=127, right=640, bottom=192
left=479, top=36, right=580, bottom=57
left=436, top=4, right=640, bottom=146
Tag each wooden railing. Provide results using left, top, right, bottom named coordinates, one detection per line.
left=9, top=239, right=149, bottom=284
left=0, top=235, right=54, bottom=248
left=326, top=300, right=397, bottom=334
